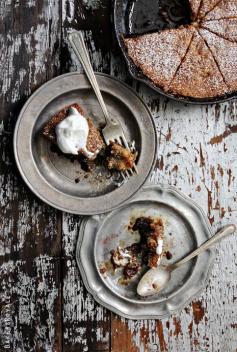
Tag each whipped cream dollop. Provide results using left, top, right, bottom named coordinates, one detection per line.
left=55, top=107, right=95, bottom=158
left=156, top=238, right=163, bottom=266
left=156, top=239, right=163, bottom=256
left=112, top=246, right=132, bottom=267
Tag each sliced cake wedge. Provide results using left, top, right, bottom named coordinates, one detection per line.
left=123, top=27, right=195, bottom=92
left=197, top=0, right=221, bottom=20
left=200, top=28, right=237, bottom=92
left=204, top=0, right=237, bottom=21
left=42, top=103, right=105, bottom=160
left=168, top=31, right=228, bottom=98
left=201, top=18, right=237, bottom=42
left=188, top=0, right=202, bottom=19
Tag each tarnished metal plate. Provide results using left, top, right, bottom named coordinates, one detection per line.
left=14, top=72, right=156, bottom=215
left=76, top=184, right=214, bottom=319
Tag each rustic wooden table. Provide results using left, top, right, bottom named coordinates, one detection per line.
left=1, top=1, right=237, bottom=351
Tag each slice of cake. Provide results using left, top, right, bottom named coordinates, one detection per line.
left=42, top=103, right=104, bottom=160
left=168, top=31, right=228, bottom=98
left=200, top=28, right=237, bottom=92
left=204, top=0, right=237, bottom=20
left=188, top=0, right=202, bottom=19
left=197, top=0, right=221, bottom=20
left=201, top=18, right=237, bottom=42
left=123, top=27, right=195, bottom=92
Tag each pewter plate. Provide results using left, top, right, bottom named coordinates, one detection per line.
left=76, top=184, right=214, bottom=319
left=14, top=73, right=157, bottom=215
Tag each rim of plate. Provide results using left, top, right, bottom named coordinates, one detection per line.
left=13, top=72, right=157, bottom=215
left=76, top=184, right=214, bottom=319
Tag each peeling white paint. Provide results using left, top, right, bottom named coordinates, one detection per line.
left=1, top=0, right=237, bottom=351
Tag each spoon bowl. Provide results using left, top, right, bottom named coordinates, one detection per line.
left=137, top=266, right=171, bottom=297
left=137, top=224, right=236, bottom=297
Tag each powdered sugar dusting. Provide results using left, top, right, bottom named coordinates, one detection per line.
left=198, top=0, right=220, bottom=19
left=124, top=27, right=194, bottom=91
left=205, top=0, right=237, bottom=20
left=168, top=31, right=228, bottom=98
left=189, top=0, right=202, bottom=19
left=200, top=28, right=237, bottom=91
left=201, top=18, right=237, bottom=42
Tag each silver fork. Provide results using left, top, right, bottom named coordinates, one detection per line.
left=68, top=31, right=138, bottom=179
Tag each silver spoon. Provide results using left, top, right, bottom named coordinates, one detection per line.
left=137, top=224, right=236, bottom=297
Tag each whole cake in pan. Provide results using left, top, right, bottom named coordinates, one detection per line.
left=124, top=0, right=237, bottom=99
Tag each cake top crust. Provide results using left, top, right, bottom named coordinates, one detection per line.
left=188, top=0, right=202, bottom=19
left=204, top=0, right=237, bottom=20
left=198, top=0, right=221, bottom=19
left=123, top=27, right=194, bottom=91
left=124, top=0, right=237, bottom=99
left=200, top=28, right=237, bottom=91
left=168, top=31, right=228, bottom=98
left=201, top=18, right=237, bottom=42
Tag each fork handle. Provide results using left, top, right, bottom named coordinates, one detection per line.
left=69, top=31, right=111, bottom=124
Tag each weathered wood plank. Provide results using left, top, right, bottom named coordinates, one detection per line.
left=62, top=214, right=111, bottom=352
left=109, top=16, right=237, bottom=352
left=62, top=1, right=112, bottom=351
left=0, top=256, right=61, bottom=351
left=0, top=1, right=62, bottom=351
left=109, top=91, right=237, bottom=351
left=1, top=0, right=237, bottom=351
left=61, top=1, right=237, bottom=351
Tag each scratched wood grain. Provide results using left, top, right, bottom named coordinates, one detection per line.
left=0, top=1, right=62, bottom=351
left=1, top=0, right=237, bottom=351
left=61, top=1, right=237, bottom=352
left=62, top=1, right=112, bottom=351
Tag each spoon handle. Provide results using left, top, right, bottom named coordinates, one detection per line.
left=172, top=224, right=236, bottom=270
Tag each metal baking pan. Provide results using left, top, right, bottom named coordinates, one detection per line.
left=113, top=0, right=237, bottom=104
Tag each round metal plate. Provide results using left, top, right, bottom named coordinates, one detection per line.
left=14, top=72, right=157, bottom=215
left=76, top=184, right=214, bottom=319
left=113, top=0, right=237, bottom=105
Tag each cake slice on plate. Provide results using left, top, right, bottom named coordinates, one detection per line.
left=123, top=27, right=195, bottom=92
left=201, top=18, right=237, bottom=42
left=42, top=103, right=105, bottom=160
left=42, top=103, right=137, bottom=171
left=168, top=31, right=228, bottom=98
left=200, top=28, right=237, bottom=92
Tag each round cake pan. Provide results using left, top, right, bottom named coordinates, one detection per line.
left=114, top=0, right=237, bottom=105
